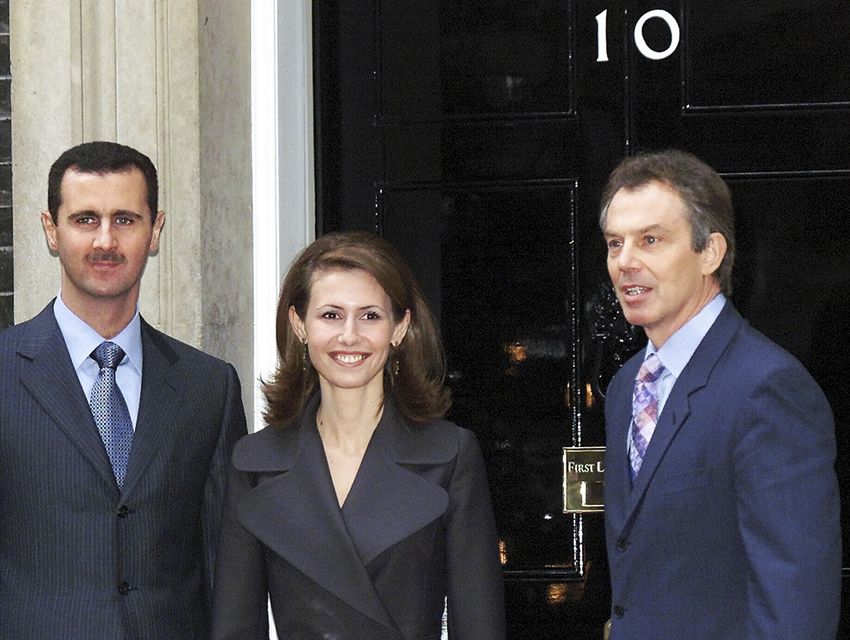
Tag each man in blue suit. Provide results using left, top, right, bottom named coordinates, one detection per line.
left=0, top=141, right=247, bottom=638
left=601, top=149, right=840, bottom=639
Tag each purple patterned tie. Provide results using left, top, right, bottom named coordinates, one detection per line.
left=630, top=353, right=665, bottom=483
left=90, top=342, right=134, bottom=487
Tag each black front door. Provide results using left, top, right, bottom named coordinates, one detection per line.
left=314, top=2, right=850, bottom=637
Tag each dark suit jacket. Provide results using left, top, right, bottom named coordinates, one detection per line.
left=212, top=394, right=506, bottom=640
left=0, top=302, right=247, bottom=639
left=604, top=301, right=841, bottom=639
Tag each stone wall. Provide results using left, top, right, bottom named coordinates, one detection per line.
left=11, top=0, right=254, bottom=416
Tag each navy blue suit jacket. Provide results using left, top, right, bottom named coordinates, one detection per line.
left=0, top=303, right=247, bottom=639
left=212, top=394, right=506, bottom=640
left=604, top=301, right=841, bottom=639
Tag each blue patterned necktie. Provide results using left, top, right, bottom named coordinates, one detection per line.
left=629, top=353, right=665, bottom=483
left=90, top=341, right=133, bottom=487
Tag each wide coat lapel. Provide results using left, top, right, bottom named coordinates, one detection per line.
left=622, top=303, right=745, bottom=526
left=232, top=395, right=397, bottom=630
left=341, top=397, right=453, bottom=566
left=17, top=303, right=118, bottom=492
left=232, top=395, right=457, bottom=633
left=120, top=320, right=182, bottom=499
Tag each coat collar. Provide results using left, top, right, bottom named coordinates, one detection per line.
left=232, top=394, right=456, bottom=631
left=610, top=302, right=746, bottom=534
left=17, top=303, right=183, bottom=498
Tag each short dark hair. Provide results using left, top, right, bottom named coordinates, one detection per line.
left=264, top=231, right=451, bottom=426
left=599, top=149, right=736, bottom=295
left=47, top=141, right=159, bottom=223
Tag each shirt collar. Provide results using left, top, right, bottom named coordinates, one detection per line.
left=646, top=293, right=726, bottom=378
left=53, top=293, right=143, bottom=374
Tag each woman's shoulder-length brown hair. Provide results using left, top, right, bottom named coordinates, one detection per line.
left=263, top=231, right=451, bottom=427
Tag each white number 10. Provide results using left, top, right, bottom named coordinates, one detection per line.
left=596, top=9, right=681, bottom=62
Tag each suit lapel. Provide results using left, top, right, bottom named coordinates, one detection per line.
left=625, top=394, right=691, bottom=515
left=233, top=396, right=456, bottom=632
left=17, top=304, right=118, bottom=493
left=233, top=397, right=397, bottom=631
left=605, top=356, right=641, bottom=534
left=120, top=320, right=181, bottom=499
left=341, top=398, right=451, bottom=566
left=622, top=303, right=745, bottom=526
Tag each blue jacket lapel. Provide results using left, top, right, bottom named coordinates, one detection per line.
left=120, top=320, right=181, bottom=499
left=604, top=354, right=641, bottom=534
left=17, top=303, right=118, bottom=493
left=622, top=303, right=746, bottom=525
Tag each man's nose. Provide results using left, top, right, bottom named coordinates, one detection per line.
left=92, top=221, right=117, bottom=250
left=616, top=243, right=640, bottom=271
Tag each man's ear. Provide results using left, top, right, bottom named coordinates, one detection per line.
left=148, top=210, right=166, bottom=255
left=41, top=211, right=59, bottom=254
left=701, top=232, right=727, bottom=277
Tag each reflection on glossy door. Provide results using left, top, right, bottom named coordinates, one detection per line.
left=314, top=1, right=850, bottom=636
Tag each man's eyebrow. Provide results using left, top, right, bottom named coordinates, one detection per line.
left=636, top=224, right=664, bottom=235
left=604, top=223, right=664, bottom=237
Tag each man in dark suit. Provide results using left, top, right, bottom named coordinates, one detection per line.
left=600, top=149, right=840, bottom=639
left=0, top=141, right=247, bottom=638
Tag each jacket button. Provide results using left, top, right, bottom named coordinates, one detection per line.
left=616, top=537, right=628, bottom=551
left=117, top=505, right=129, bottom=518
left=118, top=582, right=131, bottom=595
left=613, top=604, right=625, bottom=618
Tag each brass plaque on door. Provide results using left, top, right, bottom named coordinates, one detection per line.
left=563, top=447, right=605, bottom=513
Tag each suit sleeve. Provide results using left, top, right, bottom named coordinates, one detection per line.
left=202, top=364, right=248, bottom=611
left=445, top=428, right=507, bottom=639
left=734, top=362, right=841, bottom=639
left=210, top=460, right=270, bottom=640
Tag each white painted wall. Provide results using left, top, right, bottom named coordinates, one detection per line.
left=251, top=0, right=315, bottom=434
left=251, top=2, right=315, bottom=635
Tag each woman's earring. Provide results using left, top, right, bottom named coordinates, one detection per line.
left=301, top=338, right=308, bottom=373
left=391, top=343, right=400, bottom=378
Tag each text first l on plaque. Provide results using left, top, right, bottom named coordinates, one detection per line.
left=563, top=447, right=605, bottom=513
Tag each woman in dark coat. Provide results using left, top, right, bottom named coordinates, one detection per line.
left=212, top=232, right=506, bottom=640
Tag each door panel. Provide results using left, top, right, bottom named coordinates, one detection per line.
left=384, top=183, right=579, bottom=573
left=314, top=1, right=850, bottom=636
left=379, top=2, right=575, bottom=119
left=685, top=2, right=850, bottom=109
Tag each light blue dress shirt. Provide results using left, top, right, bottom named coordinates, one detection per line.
left=627, top=293, right=726, bottom=454
left=53, top=294, right=143, bottom=429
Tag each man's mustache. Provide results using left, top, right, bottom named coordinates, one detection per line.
left=88, top=252, right=125, bottom=263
